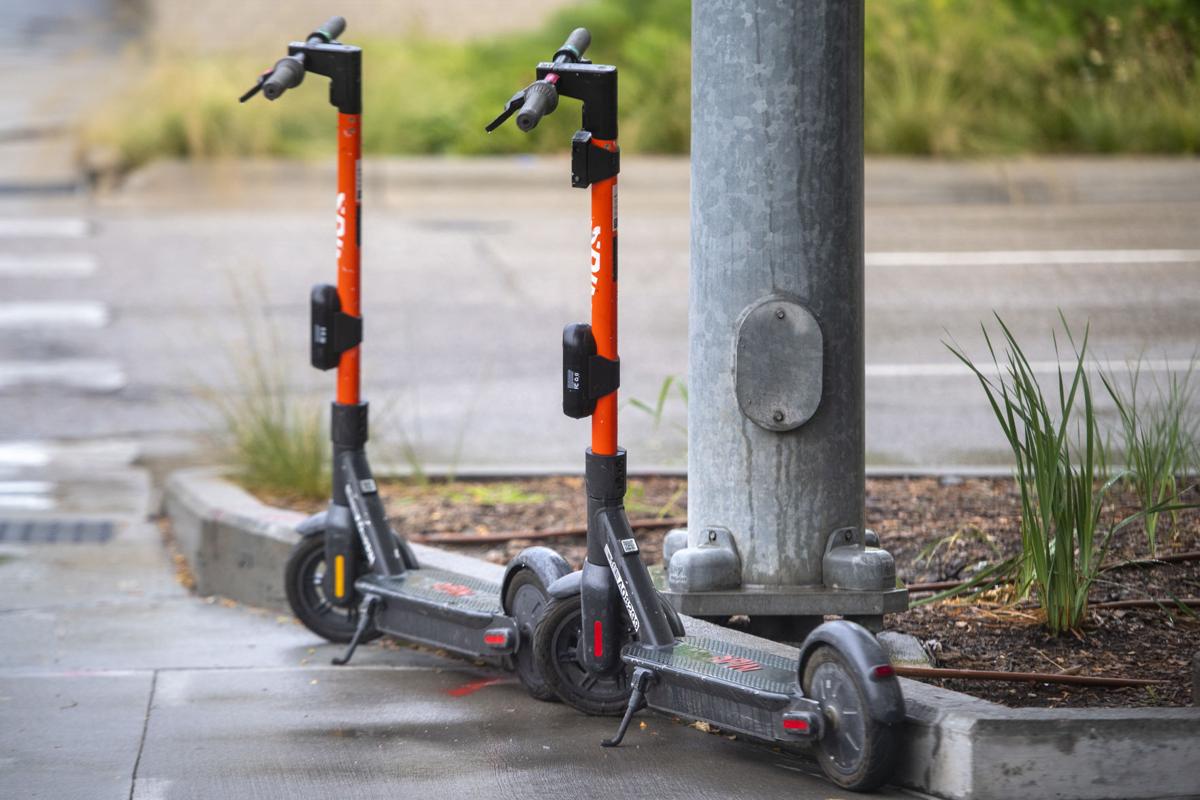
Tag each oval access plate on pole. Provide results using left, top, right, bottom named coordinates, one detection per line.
left=734, top=296, right=822, bottom=432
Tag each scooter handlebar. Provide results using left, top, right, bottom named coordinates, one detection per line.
left=516, top=80, right=559, bottom=132
left=240, top=17, right=346, bottom=103
left=554, top=27, right=590, bottom=62
left=314, top=16, right=346, bottom=41
left=262, top=55, right=305, bottom=100
left=485, top=27, right=590, bottom=132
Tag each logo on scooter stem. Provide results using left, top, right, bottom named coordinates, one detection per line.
left=603, top=543, right=640, bottom=633
left=336, top=192, right=347, bottom=261
left=589, top=225, right=601, bottom=296
left=345, top=482, right=377, bottom=567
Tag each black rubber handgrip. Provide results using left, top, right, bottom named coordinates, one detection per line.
left=554, top=27, right=591, bottom=62
left=314, top=16, right=346, bottom=42
left=263, top=56, right=305, bottom=100
left=516, top=80, right=559, bottom=132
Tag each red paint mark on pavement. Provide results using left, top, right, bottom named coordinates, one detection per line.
left=446, top=677, right=504, bottom=698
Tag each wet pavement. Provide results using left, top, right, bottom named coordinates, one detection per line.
left=0, top=521, right=911, bottom=799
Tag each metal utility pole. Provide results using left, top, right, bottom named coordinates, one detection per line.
left=664, top=0, right=906, bottom=635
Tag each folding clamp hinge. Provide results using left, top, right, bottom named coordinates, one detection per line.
left=571, top=130, right=620, bottom=189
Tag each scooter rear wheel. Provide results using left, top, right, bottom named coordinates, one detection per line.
left=802, top=645, right=899, bottom=792
left=285, top=532, right=383, bottom=644
left=504, top=569, right=558, bottom=702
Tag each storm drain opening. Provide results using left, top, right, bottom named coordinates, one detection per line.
left=0, top=518, right=115, bottom=544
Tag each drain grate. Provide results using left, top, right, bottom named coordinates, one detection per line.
left=0, top=518, right=114, bottom=544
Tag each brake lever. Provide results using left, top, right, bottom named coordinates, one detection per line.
left=238, top=68, right=274, bottom=103
left=485, top=88, right=528, bottom=132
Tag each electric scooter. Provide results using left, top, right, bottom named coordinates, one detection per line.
left=241, top=16, right=571, bottom=701
left=488, top=30, right=907, bottom=792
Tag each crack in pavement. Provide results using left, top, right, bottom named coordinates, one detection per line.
left=127, top=668, right=157, bottom=800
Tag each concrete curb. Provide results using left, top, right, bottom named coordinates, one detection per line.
left=164, top=467, right=1200, bottom=800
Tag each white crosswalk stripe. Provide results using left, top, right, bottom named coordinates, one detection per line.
left=0, top=217, right=90, bottom=238
left=866, top=358, right=1193, bottom=378
left=0, top=480, right=54, bottom=511
left=865, top=249, right=1200, bottom=267
left=0, top=439, right=139, bottom=468
left=0, top=215, right=120, bottom=395
left=0, top=359, right=125, bottom=392
left=0, top=254, right=97, bottom=277
left=0, top=302, right=108, bottom=328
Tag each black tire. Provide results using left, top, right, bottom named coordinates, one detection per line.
left=504, top=569, right=558, bottom=702
left=284, top=533, right=382, bottom=645
left=532, top=592, right=633, bottom=716
left=802, top=646, right=899, bottom=792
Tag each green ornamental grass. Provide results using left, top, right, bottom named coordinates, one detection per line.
left=1100, top=360, right=1198, bottom=554
left=948, top=315, right=1117, bottom=634
left=199, top=282, right=329, bottom=501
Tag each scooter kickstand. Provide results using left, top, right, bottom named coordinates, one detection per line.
left=332, top=596, right=378, bottom=666
left=602, top=667, right=653, bottom=748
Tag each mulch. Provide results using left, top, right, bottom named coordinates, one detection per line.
left=270, top=475, right=1199, bottom=708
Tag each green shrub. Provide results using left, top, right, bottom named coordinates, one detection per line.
left=84, top=0, right=1200, bottom=169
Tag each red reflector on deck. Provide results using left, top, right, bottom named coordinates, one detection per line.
left=782, top=718, right=810, bottom=732
left=484, top=633, right=507, bottom=645
left=872, top=664, right=895, bottom=679
left=593, top=621, right=603, bottom=658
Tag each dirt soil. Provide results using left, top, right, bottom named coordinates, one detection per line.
left=272, top=475, right=1199, bottom=709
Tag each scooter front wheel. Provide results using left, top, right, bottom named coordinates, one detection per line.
left=533, top=592, right=632, bottom=716
left=504, top=569, right=558, bottom=702
left=802, top=645, right=899, bottom=792
left=284, top=532, right=383, bottom=644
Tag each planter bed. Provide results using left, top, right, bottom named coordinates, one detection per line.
left=265, top=474, right=1199, bottom=709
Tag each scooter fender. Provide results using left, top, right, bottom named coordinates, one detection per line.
left=546, top=569, right=582, bottom=599
left=797, top=620, right=906, bottom=725
left=543, top=569, right=621, bottom=672
left=501, top=546, right=572, bottom=613
left=296, top=511, right=328, bottom=537
left=294, top=508, right=419, bottom=569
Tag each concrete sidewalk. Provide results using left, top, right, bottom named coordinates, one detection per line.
left=0, top=519, right=909, bottom=800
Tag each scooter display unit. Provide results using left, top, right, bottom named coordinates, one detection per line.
left=243, top=16, right=571, bottom=700
left=488, top=30, right=906, bottom=792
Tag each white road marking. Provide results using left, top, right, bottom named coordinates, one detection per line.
left=0, top=254, right=97, bottom=277
left=0, top=360, right=125, bottom=392
left=0, top=480, right=53, bottom=511
left=0, top=218, right=90, bottom=238
left=867, top=358, right=1194, bottom=378
left=0, top=481, right=53, bottom=494
left=865, top=249, right=1200, bottom=267
left=0, top=302, right=108, bottom=328
left=0, top=439, right=139, bottom=468
left=0, top=494, right=53, bottom=511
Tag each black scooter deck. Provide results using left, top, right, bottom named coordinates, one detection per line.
left=356, top=569, right=515, bottom=657
left=623, top=636, right=807, bottom=742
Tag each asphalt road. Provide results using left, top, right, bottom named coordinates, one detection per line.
left=0, top=521, right=910, bottom=800
left=3, top=157, right=1199, bottom=478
